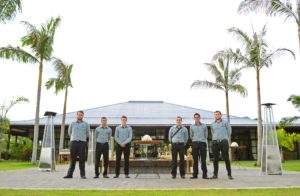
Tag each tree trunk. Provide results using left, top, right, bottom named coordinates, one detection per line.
left=31, top=61, right=43, bottom=164
left=0, top=129, right=2, bottom=159
left=225, top=90, right=232, bottom=161
left=6, top=131, right=10, bottom=160
left=59, top=87, right=68, bottom=150
left=256, top=69, right=263, bottom=166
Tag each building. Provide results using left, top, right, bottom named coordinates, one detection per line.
left=9, top=101, right=300, bottom=160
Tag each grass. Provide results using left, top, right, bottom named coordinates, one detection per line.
left=0, top=160, right=37, bottom=171
left=227, top=160, right=300, bottom=172
left=0, top=189, right=299, bottom=196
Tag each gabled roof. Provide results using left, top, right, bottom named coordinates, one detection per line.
left=10, top=101, right=257, bottom=126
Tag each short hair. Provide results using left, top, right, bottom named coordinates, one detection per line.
left=176, top=116, right=182, bottom=120
left=194, top=113, right=200, bottom=118
left=121, top=115, right=127, bottom=119
left=77, top=110, right=84, bottom=115
left=101, top=117, right=107, bottom=120
left=214, top=111, right=222, bottom=115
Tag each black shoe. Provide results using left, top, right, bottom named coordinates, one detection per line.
left=81, top=176, right=87, bottom=179
left=103, top=175, right=109, bottom=178
left=190, top=176, right=198, bottom=179
left=181, top=175, right=185, bottom=179
left=202, top=176, right=209, bottom=179
left=172, top=175, right=176, bottom=179
left=63, top=175, right=72, bottom=179
left=113, top=175, right=119, bottom=178
left=210, top=175, right=218, bottom=179
left=93, top=176, right=99, bottom=179
left=125, top=175, right=130, bottom=178
left=228, top=175, right=234, bottom=180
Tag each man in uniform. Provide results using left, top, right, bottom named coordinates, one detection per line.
left=64, top=111, right=90, bottom=179
left=210, top=111, right=233, bottom=180
left=190, top=113, right=209, bottom=179
left=94, top=117, right=112, bottom=179
left=114, top=115, right=132, bottom=178
left=168, top=116, right=188, bottom=179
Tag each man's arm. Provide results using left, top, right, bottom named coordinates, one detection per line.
left=184, top=127, right=188, bottom=144
left=114, top=127, right=121, bottom=144
left=168, top=127, right=172, bottom=143
left=226, top=121, right=232, bottom=138
left=189, top=126, right=193, bottom=140
left=68, top=123, right=72, bottom=137
left=204, top=125, right=208, bottom=140
left=86, top=123, right=90, bottom=140
left=108, top=128, right=112, bottom=139
left=124, top=127, right=133, bottom=144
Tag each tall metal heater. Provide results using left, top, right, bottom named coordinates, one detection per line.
left=261, top=103, right=282, bottom=175
left=39, top=111, right=56, bottom=171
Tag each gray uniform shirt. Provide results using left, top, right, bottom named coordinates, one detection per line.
left=68, top=120, right=90, bottom=142
left=114, top=125, right=132, bottom=144
left=168, top=125, right=188, bottom=144
left=211, top=119, right=231, bottom=140
left=95, top=126, right=112, bottom=143
left=190, top=123, right=208, bottom=142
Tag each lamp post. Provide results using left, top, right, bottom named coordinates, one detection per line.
left=39, top=111, right=56, bottom=171
left=261, top=103, right=282, bottom=175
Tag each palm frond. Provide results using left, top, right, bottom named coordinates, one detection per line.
left=0, top=45, right=39, bottom=63
left=0, top=0, right=22, bottom=23
left=269, top=0, right=298, bottom=22
left=288, top=94, right=300, bottom=109
left=229, top=84, right=248, bottom=97
left=203, top=63, right=224, bottom=82
left=238, top=0, right=272, bottom=14
left=191, top=80, right=224, bottom=91
left=228, top=27, right=253, bottom=47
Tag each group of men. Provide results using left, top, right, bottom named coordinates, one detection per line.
left=63, top=110, right=233, bottom=180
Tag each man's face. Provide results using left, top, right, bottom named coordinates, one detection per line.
left=176, top=118, right=182, bottom=126
left=121, top=117, right=127, bottom=126
left=77, top=112, right=84, bottom=121
left=194, top=115, right=200, bottom=124
left=101, top=118, right=107, bottom=127
left=214, top=112, right=221, bottom=121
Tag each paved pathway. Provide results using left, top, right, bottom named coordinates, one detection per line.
left=0, top=164, right=299, bottom=189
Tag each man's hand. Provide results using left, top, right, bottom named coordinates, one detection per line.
left=120, top=143, right=126, bottom=148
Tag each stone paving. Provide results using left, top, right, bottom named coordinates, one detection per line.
left=0, top=163, right=300, bottom=190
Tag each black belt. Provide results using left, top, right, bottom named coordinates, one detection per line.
left=72, top=140, right=85, bottom=142
left=172, top=142, right=184, bottom=145
left=213, top=139, right=228, bottom=143
left=97, top=142, right=108, bottom=144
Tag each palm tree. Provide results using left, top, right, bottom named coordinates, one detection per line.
left=221, top=25, right=295, bottom=166
left=0, top=0, right=22, bottom=23
left=191, top=56, right=248, bottom=123
left=238, top=0, right=300, bottom=52
left=288, top=94, right=300, bottom=108
left=0, top=96, right=29, bottom=159
left=0, top=16, right=61, bottom=163
left=45, top=58, right=73, bottom=150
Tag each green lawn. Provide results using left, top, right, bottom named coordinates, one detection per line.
left=0, top=160, right=37, bottom=171
left=0, top=189, right=299, bottom=196
left=228, top=160, right=300, bottom=172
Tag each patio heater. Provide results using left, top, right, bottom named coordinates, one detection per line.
left=87, top=129, right=95, bottom=165
left=39, top=111, right=56, bottom=171
left=261, top=103, right=282, bottom=175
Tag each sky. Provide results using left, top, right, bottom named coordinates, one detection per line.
left=0, top=0, right=299, bottom=122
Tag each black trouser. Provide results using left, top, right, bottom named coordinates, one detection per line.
left=95, top=142, right=109, bottom=176
left=67, top=141, right=86, bottom=177
left=192, top=141, right=207, bottom=177
left=115, top=143, right=130, bottom=175
left=171, top=142, right=185, bottom=177
left=212, top=139, right=231, bottom=176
